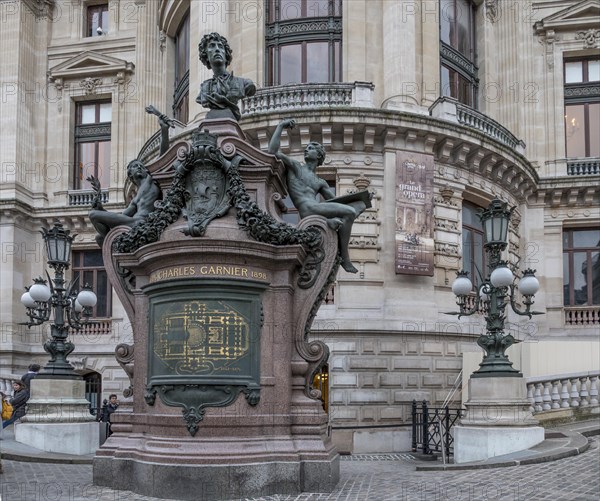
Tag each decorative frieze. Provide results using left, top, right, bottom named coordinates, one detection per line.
left=575, top=28, right=600, bottom=48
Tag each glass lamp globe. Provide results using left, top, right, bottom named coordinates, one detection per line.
left=479, top=286, right=490, bottom=301
left=29, top=283, right=51, bottom=302
left=452, top=273, right=473, bottom=296
left=74, top=299, right=84, bottom=313
left=519, top=271, right=540, bottom=296
left=490, top=265, right=513, bottom=288
left=77, top=289, right=97, bottom=307
left=21, top=292, right=37, bottom=308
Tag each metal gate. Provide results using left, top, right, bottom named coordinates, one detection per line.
left=411, top=400, right=463, bottom=456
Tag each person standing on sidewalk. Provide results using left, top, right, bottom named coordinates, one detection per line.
left=100, top=394, right=119, bottom=436
left=21, top=363, right=40, bottom=387
left=2, top=381, right=29, bottom=429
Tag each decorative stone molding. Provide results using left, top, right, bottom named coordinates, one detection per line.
left=352, top=173, right=371, bottom=191
left=575, top=28, right=600, bottom=47
left=47, top=51, right=134, bottom=84
left=80, top=77, right=103, bottom=95
left=485, top=0, right=498, bottom=23
left=434, top=217, right=459, bottom=232
left=439, top=185, right=455, bottom=204
left=159, top=30, right=167, bottom=52
left=21, top=0, right=54, bottom=18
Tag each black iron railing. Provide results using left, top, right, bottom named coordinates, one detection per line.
left=411, top=400, right=463, bottom=455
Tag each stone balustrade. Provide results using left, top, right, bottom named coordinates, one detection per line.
left=0, top=375, right=19, bottom=396
left=564, top=306, right=600, bottom=326
left=69, top=319, right=112, bottom=337
left=527, top=371, right=599, bottom=413
left=567, top=158, right=600, bottom=176
left=241, top=81, right=374, bottom=115
left=455, top=103, right=526, bottom=153
left=429, top=97, right=526, bottom=153
left=68, top=189, right=108, bottom=207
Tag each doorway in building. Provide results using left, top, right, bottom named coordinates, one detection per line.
left=312, top=364, right=329, bottom=413
left=82, top=371, right=102, bottom=418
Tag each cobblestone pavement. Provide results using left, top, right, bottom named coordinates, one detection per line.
left=1, top=439, right=598, bottom=501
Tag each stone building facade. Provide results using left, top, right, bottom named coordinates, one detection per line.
left=0, top=0, right=598, bottom=452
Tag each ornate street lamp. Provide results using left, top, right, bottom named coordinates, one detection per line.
left=20, top=222, right=97, bottom=377
left=447, top=198, right=542, bottom=377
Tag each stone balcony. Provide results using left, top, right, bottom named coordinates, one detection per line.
left=429, top=97, right=526, bottom=154
left=241, top=81, right=375, bottom=115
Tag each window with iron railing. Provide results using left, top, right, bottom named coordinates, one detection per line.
left=74, top=101, right=111, bottom=190
left=563, top=228, right=600, bottom=306
left=72, top=250, right=112, bottom=318
left=173, top=11, right=190, bottom=123
left=86, top=4, right=109, bottom=37
left=462, top=201, right=486, bottom=289
left=440, top=0, right=478, bottom=108
left=265, top=0, right=342, bottom=86
left=564, top=58, right=600, bottom=159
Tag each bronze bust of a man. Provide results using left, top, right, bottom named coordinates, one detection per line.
left=197, top=32, right=256, bottom=121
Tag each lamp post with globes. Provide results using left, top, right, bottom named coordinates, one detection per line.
left=448, top=198, right=543, bottom=377
left=21, top=222, right=97, bottom=378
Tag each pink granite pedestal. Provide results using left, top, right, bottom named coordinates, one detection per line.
left=92, top=120, right=340, bottom=499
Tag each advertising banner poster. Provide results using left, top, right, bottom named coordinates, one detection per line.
left=395, top=152, right=435, bottom=276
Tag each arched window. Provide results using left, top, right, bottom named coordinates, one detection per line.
left=265, top=0, right=342, bottom=86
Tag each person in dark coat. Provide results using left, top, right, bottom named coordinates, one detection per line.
left=2, top=381, right=30, bottom=428
left=21, top=363, right=41, bottom=387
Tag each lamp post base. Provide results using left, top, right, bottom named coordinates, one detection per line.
left=454, top=376, right=544, bottom=464
left=15, top=377, right=98, bottom=455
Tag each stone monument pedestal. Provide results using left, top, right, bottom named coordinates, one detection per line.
left=92, top=120, right=342, bottom=499
left=454, top=376, right=544, bottom=463
left=16, top=377, right=98, bottom=455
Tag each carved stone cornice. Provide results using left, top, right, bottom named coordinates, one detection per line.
left=535, top=0, right=600, bottom=35
left=537, top=177, right=600, bottom=207
left=47, top=51, right=134, bottom=83
left=242, top=110, right=537, bottom=204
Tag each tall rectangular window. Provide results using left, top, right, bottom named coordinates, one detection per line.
left=462, top=201, right=486, bottom=288
left=87, top=4, right=109, bottom=37
left=563, top=229, right=600, bottom=306
left=173, top=12, right=190, bottom=123
left=440, top=0, right=478, bottom=108
left=266, top=0, right=342, bottom=86
left=74, top=101, right=111, bottom=190
left=72, top=250, right=112, bottom=318
left=564, top=58, right=600, bottom=158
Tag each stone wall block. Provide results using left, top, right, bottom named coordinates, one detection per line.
left=349, top=357, right=388, bottom=370
left=422, top=374, right=446, bottom=387
left=435, top=359, right=463, bottom=370
left=406, top=342, right=420, bottom=354
left=380, top=340, right=405, bottom=353
left=359, top=374, right=377, bottom=388
left=349, top=390, right=389, bottom=404
left=361, top=340, right=376, bottom=353
left=422, top=342, right=444, bottom=354
left=392, top=357, right=431, bottom=370
left=393, top=391, right=430, bottom=403
left=331, top=374, right=358, bottom=387
left=331, top=341, right=357, bottom=352
left=380, top=407, right=404, bottom=421
left=380, top=373, right=406, bottom=387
